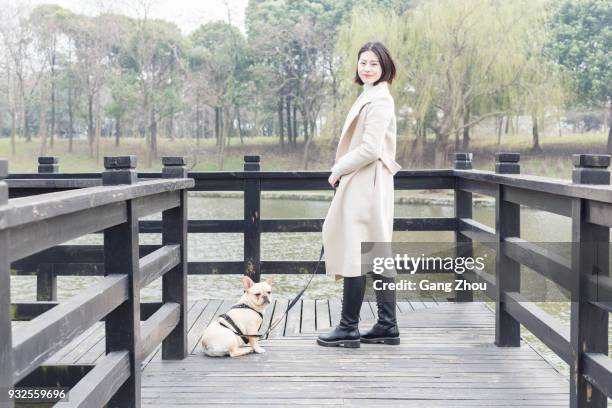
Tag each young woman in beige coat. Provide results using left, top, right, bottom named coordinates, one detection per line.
left=318, top=42, right=402, bottom=348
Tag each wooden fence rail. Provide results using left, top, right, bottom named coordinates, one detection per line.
left=3, top=152, right=612, bottom=407
left=1, top=156, right=193, bottom=407
left=454, top=152, right=611, bottom=408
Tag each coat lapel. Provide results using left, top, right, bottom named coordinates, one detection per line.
left=336, top=83, right=389, bottom=156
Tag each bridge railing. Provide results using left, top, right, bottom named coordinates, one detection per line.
left=453, top=152, right=612, bottom=407
left=8, top=155, right=456, bottom=286
left=5, top=152, right=612, bottom=408
left=0, top=156, right=193, bottom=407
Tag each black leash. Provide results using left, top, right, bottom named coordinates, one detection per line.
left=217, top=183, right=337, bottom=342
left=261, top=182, right=338, bottom=338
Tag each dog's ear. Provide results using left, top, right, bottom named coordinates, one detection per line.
left=265, top=276, right=274, bottom=285
left=242, top=275, right=254, bottom=290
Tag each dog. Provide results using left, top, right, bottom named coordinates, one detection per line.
left=200, top=276, right=273, bottom=357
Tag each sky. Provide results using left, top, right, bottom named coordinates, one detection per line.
left=10, top=0, right=249, bottom=34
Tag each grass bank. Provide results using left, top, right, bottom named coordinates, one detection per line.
left=1, top=131, right=608, bottom=181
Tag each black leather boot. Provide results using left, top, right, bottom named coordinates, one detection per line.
left=317, top=275, right=366, bottom=348
left=360, top=275, right=400, bottom=345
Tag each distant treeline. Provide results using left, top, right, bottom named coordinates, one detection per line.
left=0, top=0, right=609, bottom=167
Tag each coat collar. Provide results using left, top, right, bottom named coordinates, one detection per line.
left=337, top=81, right=390, bottom=148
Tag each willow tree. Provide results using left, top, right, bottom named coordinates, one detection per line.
left=332, top=6, right=409, bottom=148
left=334, top=0, right=563, bottom=167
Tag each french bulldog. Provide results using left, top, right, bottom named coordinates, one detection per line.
left=200, top=276, right=273, bottom=357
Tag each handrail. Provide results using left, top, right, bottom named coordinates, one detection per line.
left=2, top=178, right=193, bottom=229
left=0, top=155, right=192, bottom=408
left=455, top=168, right=612, bottom=203
left=454, top=152, right=611, bottom=407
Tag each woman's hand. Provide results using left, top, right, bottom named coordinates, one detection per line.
left=328, top=173, right=340, bottom=188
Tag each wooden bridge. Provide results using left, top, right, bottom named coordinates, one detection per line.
left=1, top=153, right=611, bottom=407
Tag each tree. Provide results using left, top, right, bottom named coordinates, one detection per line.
left=190, top=21, right=247, bottom=168
left=335, top=0, right=563, bottom=167
left=0, top=3, right=46, bottom=146
left=63, top=13, right=114, bottom=159
left=30, top=4, right=72, bottom=153
left=246, top=0, right=352, bottom=167
left=106, top=73, right=139, bottom=146
left=123, top=10, right=186, bottom=165
left=547, top=0, right=612, bottom=152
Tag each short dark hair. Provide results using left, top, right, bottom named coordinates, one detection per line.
left=354, top=41, right=396, bottom=86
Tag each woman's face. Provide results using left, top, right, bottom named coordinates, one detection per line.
left=357, top=50, right=382, bottom=86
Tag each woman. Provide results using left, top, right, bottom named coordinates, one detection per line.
left=318, top=42, right=402, bottom=348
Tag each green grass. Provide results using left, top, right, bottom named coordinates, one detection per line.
left=0, top=131, right=607, bottom=179
left=456, top=130, right=608, bottom=180
left=471, top=156, right=575, bottom=180
left=465, top=130, right=607, bottom=150
left=0, top=136, right=293, bottom=173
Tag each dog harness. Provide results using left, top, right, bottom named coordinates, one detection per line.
left=217, top=303, right=264, bottom=345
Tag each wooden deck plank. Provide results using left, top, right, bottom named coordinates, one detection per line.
left=315, top=299, right=330, bottom=331
left=188, top=299, right=227, bottom=354
left=328, top=299, right=341, bottom=327
left=396, top=301, right=413, bottom=313
left=283, top=298, right=301, bottom=336
left=268, top=299, right=288, bottom=339
left=75, top=330, right=105, bottom=364
left=141, top=300, right=202, bottom=368
left=45, top=321, right=104, bottom=364
left=141, top=302, right=569, bottom=407
left=89, top=300, right=206, bottom=365
left=16, top=299, right=572, bottom=407
left=260, top=298, right=277, bottom=338
left=261, top=298, right=277, bottom=339
left=408, top=300, right=427, bottom=310
left=300, top=299, right=316, bottom=333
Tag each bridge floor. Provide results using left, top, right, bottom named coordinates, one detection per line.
left=25, top=298, right=569, bottom=406
left=140, top=300, right=568, bottom=407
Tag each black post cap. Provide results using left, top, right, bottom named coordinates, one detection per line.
left=495, top=152, right=520, bottom=163
left=453, top=152, right=473, bottom=170
left=244, top=155, right=261, bottom=171
left=454, top=152, right=473, bottom=161
left=104, top=156, right=137, bottom=170
left=162, top=157, right=186, bottom=166
left=572, top=154, right=610, bottom=168
left=495, top=152, right=520, bottom=174
left=38, top=156, right=59, bottom=164
left=572, top=154, right=610, bottom=185
left=162, top=156, right=188, bottom=178
left=244, top=155, right=261, bottom=163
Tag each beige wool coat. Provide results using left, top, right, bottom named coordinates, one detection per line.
left=322, top=81, right=402, bottom=279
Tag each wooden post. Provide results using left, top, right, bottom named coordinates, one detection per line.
left=36, top=157, right=58, bottom=301
left=454, top=153, right=473, bottom=302
left=36, top=264, right=56, bottom=302
left=244, top=155, right=261, bottom=282
left=0, top=159, right=14, bottom=408
left=569, top=154, right=610, bottom=408
left=102, top=156, right=141, bottom=407
left=495, top=152, right=521, bottom=347
left=161, top=157, right=188, bottom=359
left=37, top=156, right=59, bottom=173
left=495, top=152, right=520, bottom=174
